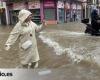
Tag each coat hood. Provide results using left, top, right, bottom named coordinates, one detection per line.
left=18, top=9, right=32, bottom=23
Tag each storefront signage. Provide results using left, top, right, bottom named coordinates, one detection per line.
left=72, top=4, right=76, bottom=9
left=28, top=1, right=40, bottom=9
left=44, top=0, right=55, bottom=8
left=65, top=3, right=70, bottom=9
left=13, top=3, right=26, bottom=10
left=57, top=1, right=64, bottom=8
left=78, top=0, right=87, bottom=2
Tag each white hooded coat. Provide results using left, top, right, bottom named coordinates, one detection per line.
left=5, top=9, right=42, bottom=65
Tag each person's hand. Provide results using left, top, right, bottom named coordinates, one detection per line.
left=5, top=45, right=11, bottom=51
left=42, top=20, right=47, bottom=26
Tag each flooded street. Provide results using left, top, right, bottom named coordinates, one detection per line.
left=0, top=22, right=100, bottom=80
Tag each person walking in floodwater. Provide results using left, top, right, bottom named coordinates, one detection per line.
left=73, top=12, right=77, bottom=21
left=91, top=9, right=100, bottom=35
left=5, top=9, right=47, bottom=68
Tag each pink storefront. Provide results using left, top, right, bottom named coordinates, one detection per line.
left=28, top=0, right=57, bottom=24
left=28, top=0, right=41, bottom=24
left=8, top=0, right=57, bottom=25
left=41, top=0, right=57, bottom=24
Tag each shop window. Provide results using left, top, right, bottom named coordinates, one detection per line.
left=44, top=8, right=56, bottom=20
left=30, top=9, right=41, bottom=24
left=9, top=10, right=19, bottom=25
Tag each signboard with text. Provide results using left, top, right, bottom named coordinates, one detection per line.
left=57, top=1, right=64, bottom=8
left=28, top=1, right=40, bottom=9
left=13, top=3, right=26, bottom=10
left=72, top=4, right=76, bottom=9
left=44, top=0, right=55, bottom=8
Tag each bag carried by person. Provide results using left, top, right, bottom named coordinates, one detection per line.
left=21, top=40, right=32, bottom=50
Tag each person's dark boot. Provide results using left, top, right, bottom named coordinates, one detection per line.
left=22, top=64, right=29, bottom=68
left=30, top=62, right=38, bottom=69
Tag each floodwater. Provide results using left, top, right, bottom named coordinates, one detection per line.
left=0, top=22, right=100, bottom=80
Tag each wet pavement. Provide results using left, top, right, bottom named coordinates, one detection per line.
left=0, top=22, right=100, bottom=80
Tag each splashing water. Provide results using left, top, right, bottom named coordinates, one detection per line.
left=39, top=34, right=95, bottom=64
left=39, top=35, right=67, bottom=55
left=40, top=30, right=85, bottom=37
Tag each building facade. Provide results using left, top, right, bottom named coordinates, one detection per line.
left=7, top=0, right=57, bottom=25
left=5, top=0, right=84, bottom=25
left=81, top=0, right=100, bottom=19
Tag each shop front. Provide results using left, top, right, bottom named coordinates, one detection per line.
left=8, top=0, right=57, bottom=25
left=64, top=2, right=70, bottom=22
left=43, top=0, right=57, bottom=24
left=76, top=4, right=82, bottom=21
left=8, top=0, right=41, bottom=25
left=9, top=2, right=27, bottom=25
left=57, top=0, right=82, bottom=23
left=65, top=1, right=82, bottom=22
left=28, top=0, right=41, bottom=24
left=57, top=0, right=65, bottom=23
